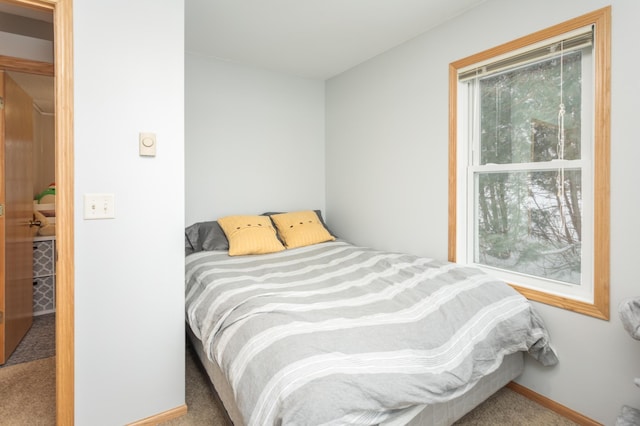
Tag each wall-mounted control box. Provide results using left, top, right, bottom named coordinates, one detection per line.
left=83, top=193, right=115, bottom=219
left=139, top=132, right=157, bottom=156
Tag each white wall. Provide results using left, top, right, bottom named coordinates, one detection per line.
left=74, top=1, right=185, bottom=424
left=185, top=54, right=326, bottom=224
left=326, top=0, right=640, bottom=424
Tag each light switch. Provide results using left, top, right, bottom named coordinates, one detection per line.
left=139, top=132, right=156, bottom=156
left=83, top=193, right=115, bottom=219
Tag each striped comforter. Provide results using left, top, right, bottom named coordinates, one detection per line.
left=185, top=241, right=557, bottom=426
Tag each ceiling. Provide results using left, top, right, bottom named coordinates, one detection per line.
left=185, top=0, right=486, bottom=80
left=2, top=0, right=486, bottom=112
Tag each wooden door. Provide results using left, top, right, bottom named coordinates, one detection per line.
left=0, top=71, right=34, bottom=365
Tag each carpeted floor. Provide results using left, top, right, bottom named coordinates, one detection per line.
left=454, top=388, right=578, bottom=425
left=0, top=313, right=56, bottom=425
left=161, top=349, right=231, bottom=426
left=1, top=313, right=56, bottom=368
left=0, top=356, right=56, bottom=425
left=0, top=346, right=578, bottom=425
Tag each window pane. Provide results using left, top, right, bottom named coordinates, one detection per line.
left=474, top=169, right=582, bottom=285
left=478, top=51, right=583, bottom=165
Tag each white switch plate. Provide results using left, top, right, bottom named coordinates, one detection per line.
left=83, top=193, right=115, bottom=219
left=139, top=132, right=156, bottom=156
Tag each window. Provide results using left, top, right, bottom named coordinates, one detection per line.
left=449, top=7, right=610, bottom=319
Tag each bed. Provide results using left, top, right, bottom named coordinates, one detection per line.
left=184, top=212, right=558, bottom=426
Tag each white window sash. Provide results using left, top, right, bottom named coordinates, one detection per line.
left=457, top=40, right=595, bottom=304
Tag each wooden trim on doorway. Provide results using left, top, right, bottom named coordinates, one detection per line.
left=8, top=0, right=75, bottom=424
left=53, top=1, right=74, bottom=424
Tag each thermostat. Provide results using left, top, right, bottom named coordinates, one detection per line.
left=139, top=132, right=156, bottom=156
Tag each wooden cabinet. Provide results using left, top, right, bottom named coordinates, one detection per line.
left=33, top=236, right=55, bottom=315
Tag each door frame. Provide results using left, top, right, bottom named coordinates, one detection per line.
left=6, top=0, right=74, bottom=424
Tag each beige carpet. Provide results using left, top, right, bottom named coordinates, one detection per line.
left=454, top=387, right=578, bottom=425
left=0, top=356, right=56, bottom=426
left=161, top=349, right=229, bottom=426
left=0, top=350, right=577, bottom=425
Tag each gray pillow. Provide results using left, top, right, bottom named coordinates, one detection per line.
left=185, top=221, right=229, bottom=254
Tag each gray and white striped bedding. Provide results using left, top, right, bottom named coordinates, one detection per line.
left=185, top=240, right=558, bottom=426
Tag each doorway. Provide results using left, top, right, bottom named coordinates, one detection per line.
left=0, top=0, right=73, bottom=424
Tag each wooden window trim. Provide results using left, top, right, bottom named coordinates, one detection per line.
left=448, top=7, right=611, bottom=320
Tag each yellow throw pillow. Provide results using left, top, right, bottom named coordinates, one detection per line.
left=218, top=215, right=285, bottom=256
left=270, top=210, right=335, bottom=249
